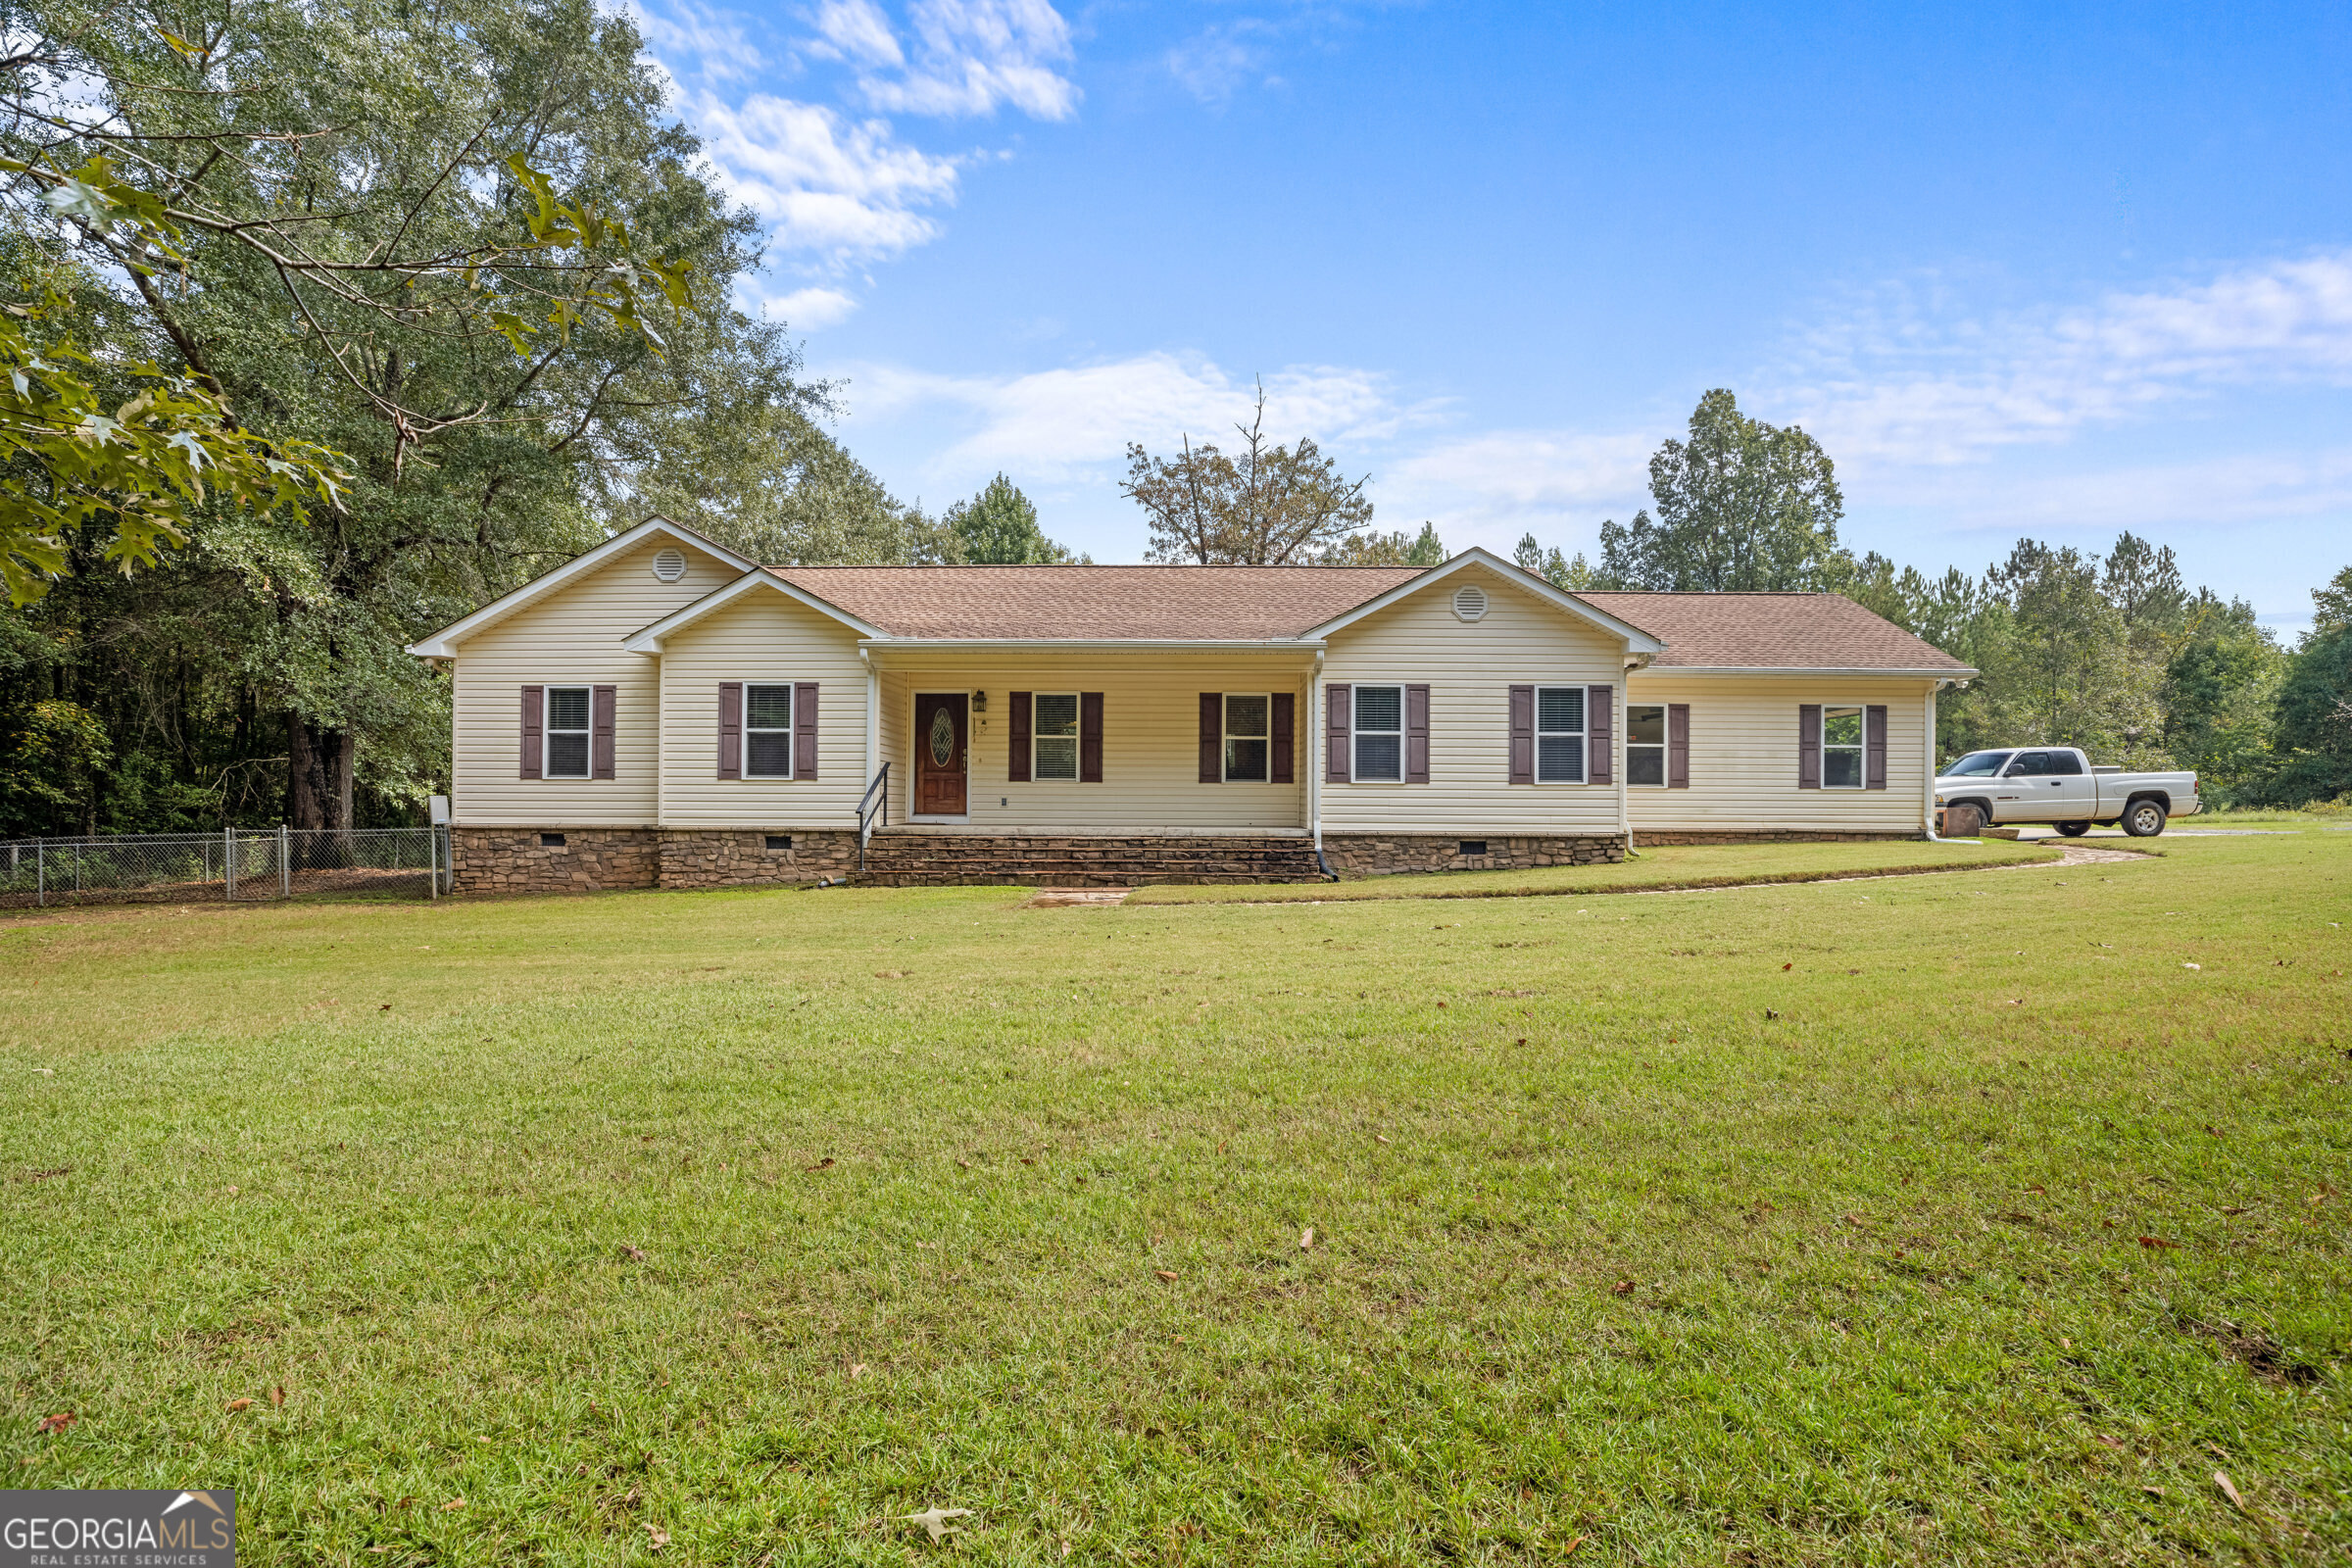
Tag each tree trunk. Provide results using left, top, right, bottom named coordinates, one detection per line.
left=286, top=715, right=356, bottom=832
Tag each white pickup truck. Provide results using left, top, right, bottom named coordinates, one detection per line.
left=1935, top=747, right=2199, bottom=838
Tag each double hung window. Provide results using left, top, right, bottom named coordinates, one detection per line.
left=745, top=684, right=794, bottom=778
left=1351, top=685, right=1402, bottom=781
left=1224, top=695, right=1270, bottom=782
left=1536, top=686, right=1585, bottom=783
left=1034, top=693, right=1080, bottom=780
left=1626, top=705, right=1667, bottom=786
left=1822, top=706, right=1864, bottom=788
left=545, top=686, right=591, bottom=778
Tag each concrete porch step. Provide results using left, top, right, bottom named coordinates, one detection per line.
left=855, top=832, right=1328, bottom=887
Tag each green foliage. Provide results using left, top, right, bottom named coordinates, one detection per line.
left=1123, top=381, right=1376, bottom=564
left=943, top=473, right=1080, bottom=564
left=1596, top=389, right=1845, bottom=591
left=2260, top=569, right=2352, bottom=805
left=0, top=698, right=107, bottom=836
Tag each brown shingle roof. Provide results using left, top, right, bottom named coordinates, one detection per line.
left=768, top=564, right=1424, bottom=640
left=1574, top=591, right=1974, bottom=671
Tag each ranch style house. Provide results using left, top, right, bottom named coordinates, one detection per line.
left=405, top=517, right=1978, bottom=890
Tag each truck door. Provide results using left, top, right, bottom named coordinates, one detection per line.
left=2000, top=750, right=2092, bottom=820
left=2042, top=750, right=2095, bottom=819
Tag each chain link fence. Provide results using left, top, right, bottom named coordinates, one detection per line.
left=0, top=826, right=451, bottom=908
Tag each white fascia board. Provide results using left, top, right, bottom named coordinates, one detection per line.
left=622, top=568, right=888, bottom=654
left=1298, top=547, right=1669, bottom=652
left=404, top=516, right=755, bottom=657
left=1633, top=664, right=1981, bottom=678
left=858, top=638, right=1325, bottom=652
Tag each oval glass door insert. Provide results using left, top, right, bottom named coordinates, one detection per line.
left=929, top=706, right=955, bottom=767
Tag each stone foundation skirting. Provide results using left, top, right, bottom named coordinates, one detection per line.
left=1320, top=833, right=1626, bottom=876
left=1632, top=829, right=1925, bottom=846
left=451, top=827, right=858, bottom=894
left=660, top=829, right=859, bottom=889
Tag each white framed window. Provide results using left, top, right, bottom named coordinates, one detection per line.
left=1034, top=692, right=1080, bottom=780
left=1822, top=705, right=1864, bottom=789
left=1224, top=694, right=1270, bottom=782
left=745, top=683, right=794, bottom=778
left=1536, top=686, right=1585, bottom=783
left=544, top=686, right=591, bottom=778
left=1626, top=704, right=1666, bottom=787
left=1352, top=684, right=1403, bottom=781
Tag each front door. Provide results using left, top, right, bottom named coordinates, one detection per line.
left=914, top=693, right=969, bottom=816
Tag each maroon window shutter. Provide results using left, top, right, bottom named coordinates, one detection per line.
left=1269, top=692, right=1295, bottom=784
left=1080, top=692, right=1103, bottom=783
left=795, top=682, right=819, bottom=780
left=519, top=686, right=542, bottom=779
left=1507, top=685, right=1534, bottom=785
left=1405, top=683, right=1431, bottom=784
left=1008, top=692, right=1032, bottom=782
left=1667, top=703, right=1690, bottom=789
left=1588, top=684, right=1614, bottom=785
left=591, top=685, right=616, bottom=780
left=717, top=681, right=742, bottom=780
left=1797, top=704, right=1821, bottom=789
left=1865, top=704, right=1888, bottom=790
left=1199, top=693, right=1222, bottom=783
left=1326, top=684, right=1351, bottom=782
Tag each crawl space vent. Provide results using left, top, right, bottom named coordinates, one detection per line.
left=1451, top=584, right=1490, bottom=622
left=652, top=547, right=688, bottom=582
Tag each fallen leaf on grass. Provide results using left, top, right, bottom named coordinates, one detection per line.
left=2139, top=1236, right=2180, bottom=1250
left=874, top=970, right=909, bottom=979
left=901, top=1507, right=972, bottom=1544
left=225, top=1398, right=252, bottom=1412
left=1764, top=1008, right=1780, bottom=1020
left=849, top=1363, right=867, bottom=1380
left=1562, top=1537, right=1586, bottom=1557
left=2181, top=962, right=2200, bottom=971
left=1298, top=1227, right=1314, bottom=1250
left=1153, top=1269, right=1178, bottom=1283
left=2094, top=1435, right=2124, bottom=1449
left=270, top=1385, right=284, bottom=1408
left=645, top=1523, right=669, bottom=1551
left=1373, top=1134, right=1391, bottom=1145
left=1781, top=962, right=1791, bottom=971
left=1610, top=1280, right=1634, bottom=1296
left=2214, top=1471, right=2247, bottom=1511
left=34, top=1412, right=74, bottom=1436
left=806, top=1157, right=834, bottom=1172
left=618, top=1244, right=647, bottom=1262
left=2141, top=1486, right=2165, bottom=1499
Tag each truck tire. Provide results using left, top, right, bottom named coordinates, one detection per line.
left=2056, top=820, right=2091, bottom=838
left=2123, top=800, right=2168, bottom=838
left=1942, top=803, right=1985, bottom=838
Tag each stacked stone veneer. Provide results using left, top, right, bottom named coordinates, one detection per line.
left=1633, top=829, right=1923, bottom=846
left=1320, top=833, right=1626, bottom=876
left=661, top=830, right=858, bottom=888
left=451, top=827, right=856, bottom=894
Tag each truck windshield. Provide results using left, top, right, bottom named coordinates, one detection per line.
left=1942, top=751, right=2012, bottom=777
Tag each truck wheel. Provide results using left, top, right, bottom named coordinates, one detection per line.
left=2056, top=820, right=2091, bottom=838
left=2123, top=800, right=2168, bottom=838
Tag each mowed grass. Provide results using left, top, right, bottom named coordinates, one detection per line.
left=2, top=830, right=2348, bottom=1566
left=1129, top=837, right=2062, bottom=904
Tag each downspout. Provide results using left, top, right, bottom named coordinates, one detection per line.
left=1922, top=679, right=1949, bottom=841
left=1310, top=650, right=1336, bottom=879
left=1619, top=654, right=1642, bottom=858
left=860, top=647, right=879, bottom=851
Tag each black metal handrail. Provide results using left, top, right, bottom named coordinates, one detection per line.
left=857, top=762, right=890, bottom=874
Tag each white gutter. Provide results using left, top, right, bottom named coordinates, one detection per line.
left=855, top=638, right=1325, bottom=652
left=1640, top=664, right=1981, bottom=679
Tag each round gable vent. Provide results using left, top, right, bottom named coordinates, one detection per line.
left=1451, top=584, right=1490, bottom=622
left=652, top=546, right=687, bottom=583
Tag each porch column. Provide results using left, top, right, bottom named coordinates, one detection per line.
left=1308, top=654, right=1323, bottom=851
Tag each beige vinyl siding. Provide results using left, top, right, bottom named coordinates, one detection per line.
left=1624, top=674, right=1934, bottom=833
left=657, top=591, right=871, bottom=827
left=875, top=652, right=1315, bottom=831
left=1319, top=564, right=1627, bottom=834
left=449, top=537, right=738, bottom=826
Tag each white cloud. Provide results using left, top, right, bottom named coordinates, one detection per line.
left=758, top=285, right=863, bottom=329
left=842, top=352, right=1411, bottom=479
left=1381, top=429, right=1655, bottom=542
left=808, top=0, right=905, bottom=67
left=1777, top=251, right=2352, bottom=466
left=684, top=91, right=960, bottom=262
left=853, top=0, right=1079, bottom=120
left=623, top=0, right=766, bottom=87
left=1165, top=19, right=1280, bottom=105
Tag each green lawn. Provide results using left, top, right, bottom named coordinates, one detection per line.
left=1130, top=836, right=2062, bottom=904
left=3, top=829, right=2347, bottom=1565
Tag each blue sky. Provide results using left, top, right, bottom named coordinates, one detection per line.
left=627, top=0, right=2352, bottom=638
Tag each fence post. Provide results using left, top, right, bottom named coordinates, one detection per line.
left=35, top=842, right=42, bottom=907
left=224, top=824, right=235, bottom=901
left=280, top=822, right=290, bottom=899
